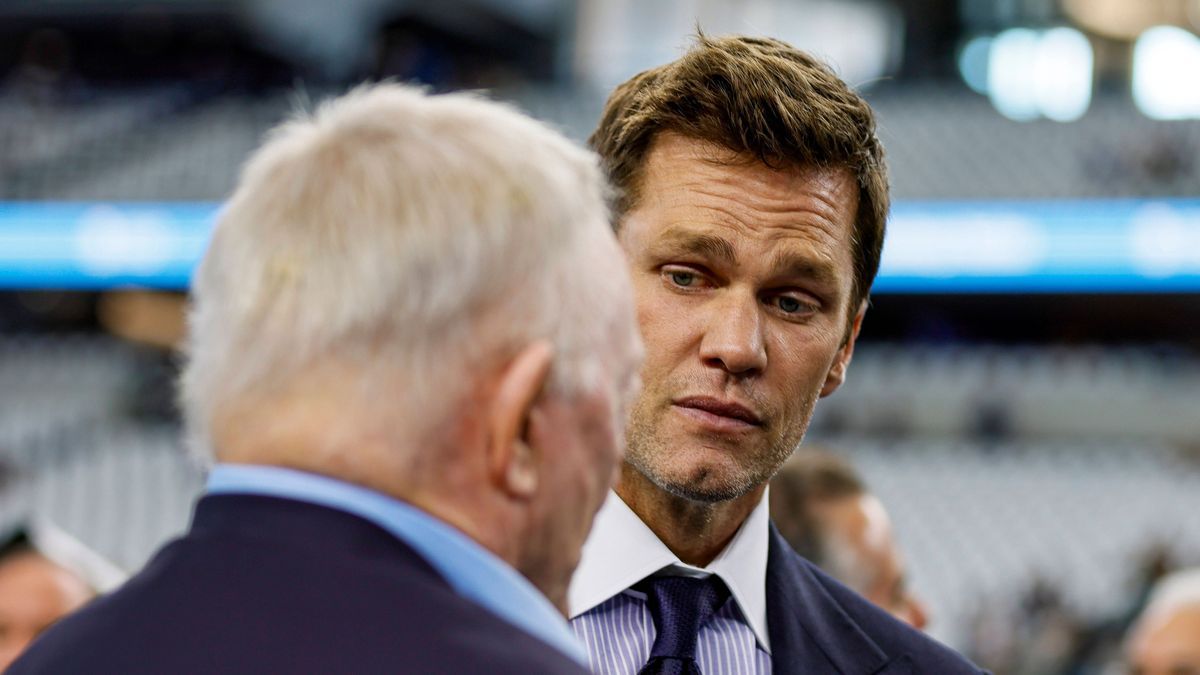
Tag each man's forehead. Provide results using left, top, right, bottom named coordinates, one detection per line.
left=622, top=138, right=857, bottom=253
left=638, top=133, right=858, bottom=211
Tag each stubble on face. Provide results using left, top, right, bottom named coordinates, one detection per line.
left=622, top=377, right=819, bottom=504
left=614, top=134, right=860, bottom=511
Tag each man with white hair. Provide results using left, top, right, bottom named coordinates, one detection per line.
left=1126, top=568, right=1200, bottom=675
left=10, top=83, right=642, bottom=674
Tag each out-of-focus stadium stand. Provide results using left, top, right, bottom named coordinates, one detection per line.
left=0, top=421, right=200, bottom=572
left=0, top=88, right=291, bottom=201
left=850, top=437, right=1200, bottom=634
left=813, top=343, right=1200, bottom=444
left=3, top=86, right=1199, bottom=201
left=0, top=335, right=140, bottom=447
left=0, top=335, right=195, bottom=571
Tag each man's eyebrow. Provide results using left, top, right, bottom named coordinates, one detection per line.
left=653, top=227, right=842, bottom=288
left=655, top=230, right=737, bottom=266
left=768, top=249, right=840, bottom=287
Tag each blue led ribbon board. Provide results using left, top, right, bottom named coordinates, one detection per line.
left=876, top=199, right=1200, bottom=293
left=1, top=200, right=1199, bottom=292
left=0, top=202, right=216, bottom=289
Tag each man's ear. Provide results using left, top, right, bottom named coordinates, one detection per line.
left=821, top=302, right=866, bottom=398
left=488, top=340, right=555, bottom=499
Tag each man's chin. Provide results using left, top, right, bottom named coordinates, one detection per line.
left=622, top=429, right=773, bottom=504
left=655, top=477, right=747, bottom=504
left=638, top=459, right=761, bottom=504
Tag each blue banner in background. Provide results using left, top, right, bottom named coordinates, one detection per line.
left=876, top=199, right=1200, bottom=292
left=0, top=202, right=216, bottom=290
left=2, top=199, right=1200, bottom=292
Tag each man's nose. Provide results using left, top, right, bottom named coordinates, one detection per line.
left=698, top=290, right=767, bottom=376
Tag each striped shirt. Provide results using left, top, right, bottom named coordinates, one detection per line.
left=571, top=590, right=772, bottom=674
left=568, top=491, right=773, bottom=674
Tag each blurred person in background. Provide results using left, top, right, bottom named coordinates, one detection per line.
left=0, top=546, right=88, bottom=672
left=567, top=34, right=982, bottom=673
left=0, top=522, right=125, bottom=670
left=1126, top=568, right=1200, bottom=675
left=10, top=83, right=643, bottom=674
left=769, top=449, right=929, bottom=630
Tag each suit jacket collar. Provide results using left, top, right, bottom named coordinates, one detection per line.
left=767, top=523, right=905, bottom=674
left=201, top=466, right=587, bottom=666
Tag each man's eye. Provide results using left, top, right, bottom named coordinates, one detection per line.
left=777, top=295, right=818, bottom=314
left=777, top=296, right=802, bottom=313
left=669, top=271, right=697, bottom=287
left=770, top=294, right=819, bottom=316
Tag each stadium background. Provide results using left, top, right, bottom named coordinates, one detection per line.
left=1, top=1, right=1198, bottom=672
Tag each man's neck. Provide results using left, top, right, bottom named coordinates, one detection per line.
left=615, top=465, right=766, bottom=568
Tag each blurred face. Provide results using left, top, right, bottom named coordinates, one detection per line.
left=1128, top=606, right=1200, bottom=675
left=0, top=552, right=93, bottom=670
left=619, top=134, right=862, bottom=503
left=519, top=236, right=644, bottom=609
left=817, top=495, right=929, bottom=630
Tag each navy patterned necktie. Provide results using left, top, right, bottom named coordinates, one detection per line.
left=637, top=575, right=731, bottom=675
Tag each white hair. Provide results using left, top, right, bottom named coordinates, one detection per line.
left=181, top=83, right=631, bottom=462
left=1142, top=568, right=1200, bottom=619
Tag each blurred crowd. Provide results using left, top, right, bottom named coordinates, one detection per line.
left=769, top=449, right=1200, bottom=675
left=964, top=544, right=1197, bottom=675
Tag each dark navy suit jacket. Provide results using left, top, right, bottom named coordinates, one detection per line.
left=766, top=523, right=985, bottom=674
left=9, top=494, right=590, bottom=675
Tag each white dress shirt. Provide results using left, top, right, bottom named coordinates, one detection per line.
left=568, top=490, right=772, bottom=674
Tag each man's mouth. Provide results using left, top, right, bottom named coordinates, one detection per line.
left=672, top=396, right=763, bottom=431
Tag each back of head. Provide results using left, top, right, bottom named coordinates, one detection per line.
left=590, top=33, right=888, bottom=307
left=771, top=450, right=930, bottom=630
left=182, top=84, right=629, bottom=463
left=769, top=449, right=866, bottom=566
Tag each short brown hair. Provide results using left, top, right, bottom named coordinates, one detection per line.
left=590, top=33, right=888, bottom=307
left=769, top=449, right=866, bottom=565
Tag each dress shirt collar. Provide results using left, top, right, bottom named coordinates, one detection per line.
left=206, top=463, right=586, bottom=665
left=567, top=488, right=772, bottom=652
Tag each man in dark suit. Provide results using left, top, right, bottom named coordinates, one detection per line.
left=567, top=35, right=984, bottom=673
left=771, top=449, right=930, bottom=630
left=12, top=83, right=644, bottom=674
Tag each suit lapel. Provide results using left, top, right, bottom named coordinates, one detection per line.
left=766, top=523, right=893, bottom=674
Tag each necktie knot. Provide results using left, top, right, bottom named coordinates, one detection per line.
left=637, top=575, right=730, bottom=675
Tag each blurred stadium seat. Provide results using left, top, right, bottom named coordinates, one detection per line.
left=3, top=86, right=1198, bottom=201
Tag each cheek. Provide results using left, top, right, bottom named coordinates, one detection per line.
left=634, top=288, right=698, bottom=377
left=770, top=331, right=842, bottom=389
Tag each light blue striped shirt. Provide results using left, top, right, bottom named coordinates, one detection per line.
left=206, top=463, right=587, bottom=666
left=568, top=491, right=773, bottom=674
